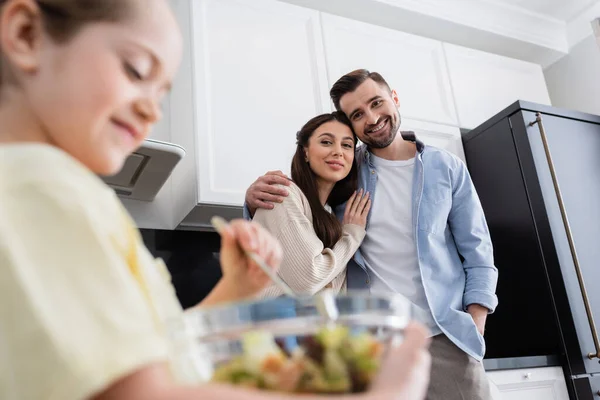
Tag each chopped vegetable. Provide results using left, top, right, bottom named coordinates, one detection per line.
left=211, top=326, right=384, bottom=393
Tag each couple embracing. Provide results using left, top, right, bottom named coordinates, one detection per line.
left=246, top=68, right=499, bottom=400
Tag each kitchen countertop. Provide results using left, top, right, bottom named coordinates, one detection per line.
left=483, top=355, right=561, bottom=371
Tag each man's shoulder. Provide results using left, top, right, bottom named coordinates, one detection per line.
left=421, top=145, right=464, bottom=170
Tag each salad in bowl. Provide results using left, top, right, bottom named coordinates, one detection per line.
left=168, top=291, right=410, bottom=394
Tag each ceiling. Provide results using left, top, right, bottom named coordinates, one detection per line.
left=486, top=0, right=599, bottom=22
left=281, top=0, right=600, bottom=67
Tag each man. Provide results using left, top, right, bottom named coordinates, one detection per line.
left=244, top=69, right=498, bottom=400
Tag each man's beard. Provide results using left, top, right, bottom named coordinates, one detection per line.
left=366, top=111, right=401, bottom=149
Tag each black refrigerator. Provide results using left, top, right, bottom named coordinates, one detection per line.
left=463, top=101, right=600, bottom=400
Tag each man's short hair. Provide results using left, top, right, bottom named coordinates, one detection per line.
left=330, top=69, right=392, bottom=111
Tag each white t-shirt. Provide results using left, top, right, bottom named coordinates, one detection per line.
left=362, top=154, right=441, bottom=335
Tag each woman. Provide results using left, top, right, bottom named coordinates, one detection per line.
left=253, top=112, right=371, bottom=297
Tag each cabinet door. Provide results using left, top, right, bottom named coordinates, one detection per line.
left=402, top=118, right=465, bottom=162
left=321, top=14, right=457, bottom=126
left=119, top=0, right=192, bottom=230
left=190, top=0, right=330, bottom=206
left=487, top=367, right=570, bottom=400
left=444, top=43, right=551, bottom=129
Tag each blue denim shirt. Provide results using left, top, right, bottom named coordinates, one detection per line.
left=244, top=132, right=498, bottom=360
left=338, top=132, right=498, bottom=360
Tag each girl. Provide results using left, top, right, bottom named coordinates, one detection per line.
left=253, top=112, right=370, bottom=297
left=0, top=1, right=429, bottom=399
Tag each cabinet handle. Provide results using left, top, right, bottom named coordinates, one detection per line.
left=529, top=113, right=600, bottom=360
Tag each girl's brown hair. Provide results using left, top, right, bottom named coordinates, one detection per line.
left=291, top=112, right=358, bottom=249
left=0, top=0, right=134, bottom=85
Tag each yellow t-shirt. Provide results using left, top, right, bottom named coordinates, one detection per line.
left=0, top=144, right=195, bottom=400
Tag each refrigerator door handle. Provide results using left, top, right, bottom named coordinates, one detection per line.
left=529, top=112, right=600, bottom=360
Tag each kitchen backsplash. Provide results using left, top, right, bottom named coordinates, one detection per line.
left=141, top=229, right=222, bottom=309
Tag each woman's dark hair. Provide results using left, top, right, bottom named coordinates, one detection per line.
left=291, top=111, right=358, bottom=249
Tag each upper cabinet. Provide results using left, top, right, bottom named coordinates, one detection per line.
left=402, top=119, right=465, bottom=163
left=119, top=0, right=554, bottom=229
left=444, top=43, right=551, bottom=129
left=183, top=0, right=331, bottom=207
left=321, top=14, right=458, bottom=126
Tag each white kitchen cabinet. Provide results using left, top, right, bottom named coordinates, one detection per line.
left=444, top=43, right=551, bottom=129
left=119, top=0, right=555, bottom=230
left=402, top=118, right=465, bottom=163
left=321, top=14, right=458, bottom=126
left=118, top=0, right=196, bottom=230
left=486, top=367, right=570, bottom=400
left=180, top=0, right=330, bottom=208
left=121, top=0, right=332, bottom=229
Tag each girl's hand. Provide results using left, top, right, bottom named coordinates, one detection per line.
left=219, top=219, right=283, bottom=298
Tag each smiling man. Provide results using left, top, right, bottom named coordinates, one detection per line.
left=244, top=69, right=498, bottom=400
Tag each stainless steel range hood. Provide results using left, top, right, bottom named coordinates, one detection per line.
left=102, top=139, right=185, bottom=202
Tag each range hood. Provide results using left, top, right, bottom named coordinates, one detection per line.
left=101, top=139, right=185, bottom=202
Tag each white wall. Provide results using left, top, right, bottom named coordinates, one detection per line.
left=544, top=34, right=600, bottom=116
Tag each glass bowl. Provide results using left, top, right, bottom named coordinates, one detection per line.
left=167, top=291, right=410, bottom=393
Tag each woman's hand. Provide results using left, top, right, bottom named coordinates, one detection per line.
left=342, top=189, right=371, bottom=229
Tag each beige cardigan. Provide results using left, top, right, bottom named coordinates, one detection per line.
left=253, top=183, right=366, bottom=298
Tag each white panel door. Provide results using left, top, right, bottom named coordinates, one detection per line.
left=487, top=367, right=570, bottom=400
left=401, top=118, right=465, bottom=163
left=444, top=43, right=551, bottom=129
left=321, top=13, right=458, bottom=126
left=190, top=0, right=330, bottom=206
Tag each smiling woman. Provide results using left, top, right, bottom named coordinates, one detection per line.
left=253, top=112, right=371, bottom=297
